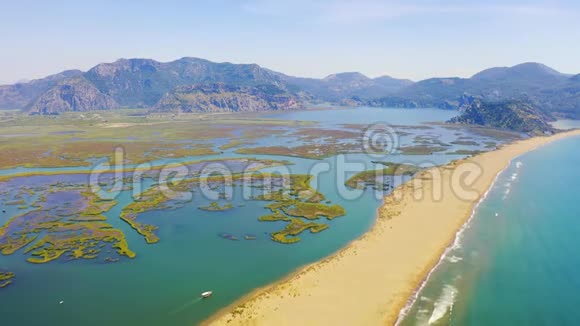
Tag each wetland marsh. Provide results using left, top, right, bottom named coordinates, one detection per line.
left=0, top=107, right=521, bottom=325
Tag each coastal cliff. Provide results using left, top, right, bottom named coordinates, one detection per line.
left=448, top=97, right=553, bottom=135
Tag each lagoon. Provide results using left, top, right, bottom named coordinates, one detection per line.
left=0, top=107, right=507, bottom=325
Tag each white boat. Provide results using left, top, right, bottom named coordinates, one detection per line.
left=201, top=291, right=213, bottom=298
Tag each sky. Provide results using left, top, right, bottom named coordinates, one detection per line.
left=1, top=0, right=580, bottom=84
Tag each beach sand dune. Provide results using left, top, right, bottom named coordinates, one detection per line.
left=205, top=130, right=580, bottom=326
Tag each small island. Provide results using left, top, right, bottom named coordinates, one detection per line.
left=0, top=271, right=14, bottom=288
left=345, top=163, right=420, bottom=190
left=271, top=218, right=329, bottom=244
left=254, top=174, right=346, bottom=244
left=199, top=202, right=234, bottom=211
left=282, top=201, right=345, bottom=220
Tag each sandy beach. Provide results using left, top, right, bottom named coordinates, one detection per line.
left=205, top=130, right=580, bottom=326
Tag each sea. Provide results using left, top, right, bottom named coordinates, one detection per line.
left=400, top=134, right=580, bottom=325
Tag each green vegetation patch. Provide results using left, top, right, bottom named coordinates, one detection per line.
left=446, top=149, right=484, bottom=156
left=0, top=188, right=135, bottom=265
left=254, top=174, right=346, bottom=243
left=199, top=202, right=234, bottom=211
left=0, top=271, right=15, bottom=288
left=399, top=145, right=449, bottom=155
left=117, top=158, right=290, bottom=243
left=271, top=218, right=329, bottom=244
left=345, top=163, right=420, bottom=189
left=450, top=140, right=480, bottom=146
left=282, top=202, right=345, bottom=220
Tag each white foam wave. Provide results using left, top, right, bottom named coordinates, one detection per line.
left=501, top=162, right=523, bottom=199
left=420, top=296, right=432, bottom=302
left=427, top=284, right=458, bottom=325
left=395, top=155, right=514, bottom=325
left=450, top=235, right=462, bottom=250
left=503, top=181, right=512, bottom=199
left=448, top=255, right=463, bottom=263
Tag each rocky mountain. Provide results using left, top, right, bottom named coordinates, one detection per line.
left=28, top=77, right=118, bottom=114
left=152, top=83, right=301, bottom=113
left=1, top=57, right=412, bottom=114
left=0, top=58, right=292, bottom=114
left=395, top=62, right=570, bottom=101
left=471, top=62, right=567, bottom=83
left=373, top=75, right=415, bottom=92
left=1, top=59, right=580, bottom=118
left=359, top=63, right=580, bottom=118
left=280, top=72, right=412, bottom=102
left=448, top=97, right=553, bottom=135
left=84, top=57, right=287, bottom=108
left=0, top=70, right=83, bottom=109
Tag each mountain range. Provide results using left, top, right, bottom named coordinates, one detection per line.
left=1, top=58, right=579, bottom=118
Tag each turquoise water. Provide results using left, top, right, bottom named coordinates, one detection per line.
left=0, top=108, right=505, bottom=326
left=401, top=135, right=580, bottom=325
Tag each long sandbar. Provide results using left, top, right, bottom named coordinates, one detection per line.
left=205, top=130, right=580, bottom=325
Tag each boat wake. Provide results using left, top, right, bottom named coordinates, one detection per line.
left=169, top=297, right=203, bottom=315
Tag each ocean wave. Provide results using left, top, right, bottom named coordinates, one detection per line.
left=511, top=161, right=523, bottom=181
left=448, top=255, right=463, bottom=263
left=394, top=157, right=509, bottom=325
left=451, top=236, right=463, bottom=250
left=503, top=183, right=511, bottom=200
left=420, top=296, right=432, bottom=302
left=502, top=161, right=522, bottom=200
left=428, top=284, right=457, bottom=325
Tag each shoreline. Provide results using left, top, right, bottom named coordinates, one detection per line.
left=393, top=153, right=509, bottom=324
left=204, top=129, right=580, bottom=325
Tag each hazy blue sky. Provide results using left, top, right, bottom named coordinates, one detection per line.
left=1, top=0, right=579, bottom=83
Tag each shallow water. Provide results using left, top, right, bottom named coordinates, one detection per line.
left=400, top=135, right=580, bottom=325
left=264, top=107, right=458, bottom=126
